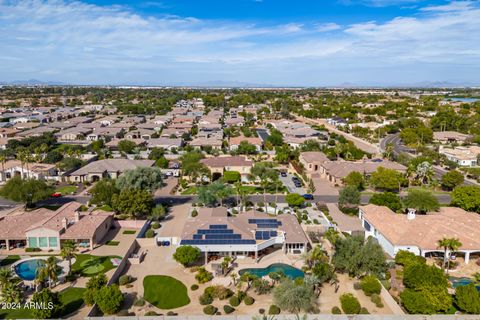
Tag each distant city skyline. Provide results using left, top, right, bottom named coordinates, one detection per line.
left=1, top=0, right=479, bottom=86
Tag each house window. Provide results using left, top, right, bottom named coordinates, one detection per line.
left=48, top=237, right=58, bottom=247
left=363, top=220, right=371, bottom=232
left=28, top=237, right=38, bottom=248
left=38, top=237, right=48, bottom=248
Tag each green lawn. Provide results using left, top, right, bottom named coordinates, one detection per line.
left=105, top=240, right=120, bottom=246
left=55, top=185, right=78, bottom=195
left=405, top=186, right=450, bottom=195
left=0, top=287, right=86, bottom=319
left=97, top=204, right=114, bottom=212
left=122, top=230, right=136, bottom=235
left=143, top=275, right=190, bottom=309
left=72, top=254, right=120, bottom=276
left=181, top=186, right=197, bottom=195
left=0, top=255, right=20, bottom=267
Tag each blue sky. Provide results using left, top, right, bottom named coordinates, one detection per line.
left=0, top=0, right=479, bottom=86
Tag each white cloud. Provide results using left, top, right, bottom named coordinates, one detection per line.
left=0, top=0, right=479, bottom=86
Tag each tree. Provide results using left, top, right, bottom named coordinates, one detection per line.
left=441, top=170, right=464, bottom=191
left=237, top=141, right=257, bottom=155
left=370, top=167, right=405, bottom=192
left=60, top=240, right=76, bottom=276
left=149, top=204, right=167, bottom=221
left=403, top=189, right=439, bottom=214
left=84, top=274, right=108, bottom=305
left=31, top=288, right=62, bottom=319
left=36, top=256, right=60, bottom=288
left=111, top=189, right=154, bottom=218
left=90, top=179, right=119, bottom=206
left=43, top=150, right=64, bottom=164
left=343, top=172, right=365, bottom=191
left=414, top=161, right=434, bottom=185
left=338, top=186, right=360, bottom=207
left=455, top=283, right=480, bottom=314
left=148, top=147, right=165, bottom=161
left=333, top=236, right=386, bottom=278
left=173, top=245, right=201, bottom=267
left=437, top=237, right=462, bottom=272
left=180, top=151, right=208, bottom=181
left=451, top=186, right=480, bottom=213
left=266, top=129, right=283, bottom=146
left=95, top=285, right=124, bottom=315
left=1, top=281, right=22, bottom=303
left=273, top=278, right=317, bottom=313
left=198, top=181, right=233, bottom=207
left=118, top=140, right=136, bottom=154
left=58, top=157, right=84, bottom=171
left=223, top=171, right=241, bottom=183
left=360, top=275, right=381, bottom=296
left=369, top=192, right=403, bottom=212
left=285, top=193, right=305, bottom=207
left=0, top=177, right=54, bottom=207
left=340, top=293, right=361, bottom=314
left=116, top=167, right=163, bottom=192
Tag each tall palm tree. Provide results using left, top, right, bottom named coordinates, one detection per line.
left=60, top=240, right=77, bottom=276
left=234, top=180, right=245, bottom=213
left=1, top=281, right=22, bottom=303
left=0, top=152, right=7, bottom=182
left=36, top=257, right=59, bottom=288
left=0, top=268, right=18, bottom=289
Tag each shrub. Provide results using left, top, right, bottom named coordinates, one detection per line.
left=360, top=275, right=381, bottom=296
left=145, top=229, right=155, bottom=238
left=151, top=221, right=160, bottom=229
left=229, top=295, right=240, bottom=307
left=118, top=275, right=132, bottom=286
left=353, top=282, right=361, bottom=290
left=203, top=305, right=217, bottom=315
left=244, top=296, right=254, bottom=305
left=371, top=294, right=384, bottom=308
left=360, top=307, right=370, bottom=314
left=167, top=311, right=177, bottom=316
left=381, top=279, right=391, bottom=291
left=268, top=305, right=281, bottom=315
left=25, top=247, right=41, bottom=252
left=195, top=268, right=213, bottom=284
left=191, top=209, right=198, bottom=217
left=223, top=305, right=235, bottom=314
left=190, top=284, right=199, bottom=291
left=133, top=297, right=145, bottom=307
left=340, top=293, right=361, bottom=314
left=199, top=293, right=213, bottom=305
left=331, top=306, right=342, bottom=314
left=117, top=310, right=133, bottom=316
left=95, top=285, right=124, bottom=315
left=259, top=308, right=265, bottom=314
left=144, top=311, right=158, bottom=316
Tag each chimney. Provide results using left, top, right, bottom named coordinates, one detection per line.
left=74, top=211, right=80, bottom=223
left=62, top=217, right=68, bottom=230
left=407, top=208, right=416, bottom=220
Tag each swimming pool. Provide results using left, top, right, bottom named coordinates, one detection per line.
left=14, top=259, right=46, bottom=281
left=450, top=277, right=480, bottom=291
left=239, top=263, right=304, bottom=279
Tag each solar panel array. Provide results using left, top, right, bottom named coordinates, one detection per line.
left=248, top=218, right=282, bottom=229
left=184, top=223, right=254, bottom=245
left=180, top=239, right=256, bottom=245
left=255, top=230, right=278, bottom=240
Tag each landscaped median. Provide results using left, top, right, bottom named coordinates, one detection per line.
left=143, top=275, right=190, bottom=309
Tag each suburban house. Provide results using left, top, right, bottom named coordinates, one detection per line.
left=69, top=159, right=155, bottom=182
left=299, top=151, right=330, bottom=178
left=125, top=129, right=156, bottom=140
left=146, top=137, right=183, bottom=151
left=179, top=207, right=309, bottom=263
left=433, top=131, right=472, bottom=144
left=358, top=204, right=480, bottom=264
left=190, top=137, right=223, bottom=150
left=55, top=127, right=92, bottom=141
left=201, top=156, right=253, bottom=180
left=0, top=202, right=113, bottom=251
left=228, top=135, right=263, bottom=152
left=0, top=160, right=59, bottom=182
left=439, top=146, right=479, bottom=167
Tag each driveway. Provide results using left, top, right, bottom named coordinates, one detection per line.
left=279, top=173, right=306, bottom=194
left=154, top=177, right=178, bottom=197
left=311, top=176, right=338, bottom=196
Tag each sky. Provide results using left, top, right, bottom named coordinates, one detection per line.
left=0, top=0, right=479, bottom=87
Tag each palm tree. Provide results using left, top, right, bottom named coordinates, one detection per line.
left=234, top=180, right=245, bottom=212
left=37, top=257, right=59, bottom=288
left=1, top=281, right=22, bottom=303
left=270, top=176, right=283, bottom=215
left=0, top=152, right=7, bottom=182
left=230, top=272, right=239, bottom=286
left=0, top=268, right=18, bottom=289
left=259, top=176, right=270, bottom=213
left=60, top=240, right=77, bottom=276
left=437, top=238, right=462, bottom=273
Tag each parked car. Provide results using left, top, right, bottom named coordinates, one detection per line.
left=51, top=192, right=62, bottom=198
left=280, top=172, right=287, bottom=177
left=303, top=194, right=314, bottom=200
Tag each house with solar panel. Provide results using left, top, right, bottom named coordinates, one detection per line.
left=180, top=207, right=309, bottom=263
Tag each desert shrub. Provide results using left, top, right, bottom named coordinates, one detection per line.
left=117, top=310, right=133, bottom=316
left=203, top=305, right=217, bottom=315
left=190, top=284, right=199, bottom=291
left=223, top=305, right=235, bottom=314
left=191, top=209, right=198, bottom=217
left=229, top=295, right=240, bottom=307
left=166, top=311, right=177, bottom=316
left=331, top=306, right=342, bottom=314
left=195, top=267, right=213, bottom=284
left=244, top=296, right=254, bottom=305
left=118, top=275, right=132, bottom=286
left=381, top=279, right=391, bottom=290
left=133, top=297, right=145, bottom=307
left=25, top=247, right=41, bottom=252
left=199, top=293, right=213, bottom=305
left=204, top=285, right=233, bottom=300
left=340, top=293, right=361, bottom=314
left=371, top=294, right=384, bottom=308
left=360, top=275, right=381, bottom=296
left=360, top=307, right=369, bottom=314
left=259, top=308, right=265, bottom=314
left=353, top=282, right=361, bottom=290
left=145, top=229, right=155, bottom=238
left=151, top=221, right=160, bottom=229
left=144, top=311, right=158, bottom=316
left=268, top=305, right=281, bottom=315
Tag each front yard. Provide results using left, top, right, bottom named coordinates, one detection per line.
left=143, top=275, right=191, bottom=309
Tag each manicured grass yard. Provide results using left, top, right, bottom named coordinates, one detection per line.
left=0, top=287, right=86, bottom=319
left=0, top=255, right=20, bottom=266
left=123, top=230, right=136, bottom=235
left=105, top=240, right=120, bottom=246
left=143, top=275, right=190, bottom=309
left=72, top=254, right=120, bottom=276
left=55, top=185, right=78, bottom=195
left=181, top=186, right=197, bottom=195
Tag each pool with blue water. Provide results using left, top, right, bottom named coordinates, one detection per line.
left=14, top=259, right=45, bottom=281
left=450, top=277, right=480, bottom=291
left=239, top=263, right=304, bottom=279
